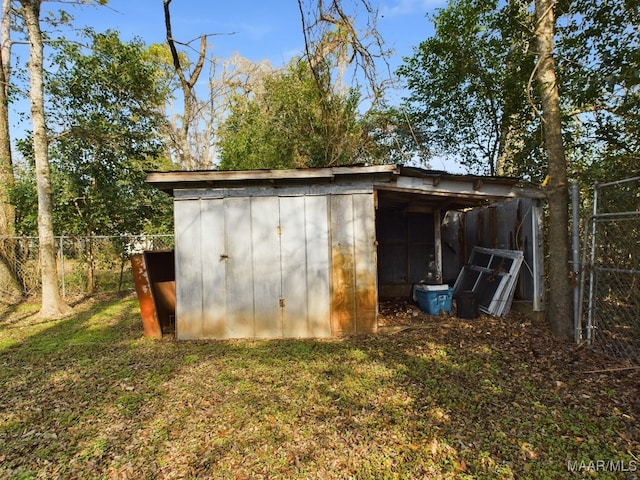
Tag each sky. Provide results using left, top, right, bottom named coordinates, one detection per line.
left=17, top=0, right=459, bottom=170
left=62, top=0, right=447, bottom=70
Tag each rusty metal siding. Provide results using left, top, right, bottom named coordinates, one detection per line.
left=175, top=192, right=339, bottom=339
left=131, top=253, right=163, bottom=338
left=329, top=194, right=378, bottom=335
left=330, top=195, right=357, bottom=335
left=173, top=187, right=379, bottom=339
left=352, top=193, right=378, bottom=334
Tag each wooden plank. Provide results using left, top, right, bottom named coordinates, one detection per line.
left=146, top=164, right=395, bottom=187
left=251, top=196, right=283, bottom=338
left=352, top=193, right=378, bottom=334
left=305, top=196, right=332, bottom=337
left=280, top=196, right=309, bottom=337
left=329, top=195, right=357, bottom=335
left=224, top=197, right=256, bottom=338
left=200, top=198, right=227, bottom=339
left=147, top=167, right=335, bottom=183
left=174, top=199, right=203, bottom=340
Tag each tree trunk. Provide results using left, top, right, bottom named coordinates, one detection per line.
left=534, top=0, right=572, bottom=340
left=20, top=0, right=69, bottom=317
left=0, top=0, right=21, bottom=299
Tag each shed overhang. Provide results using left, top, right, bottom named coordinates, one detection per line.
left=374, top=166, right=545, bottom=212
left=145, top=164, right=399, bottom=195
left=145, top=165, right=545, bottom=210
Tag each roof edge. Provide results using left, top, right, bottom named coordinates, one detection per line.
left=145, top=165, right=400, bottom=193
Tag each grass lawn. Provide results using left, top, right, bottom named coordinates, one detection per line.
left=0, top=294, right=638, bottom=479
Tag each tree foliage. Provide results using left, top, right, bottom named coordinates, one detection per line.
left=557, top=0, right=640, bottom=183
left=397, top=0, right=640, bottom=182
left=397, top=0, right=538, bottom=176
left=297, top=0, right=392, bottom=110
left=217, top=57, right=369, bottom=170
left=217, top=3, right=408, bottom=172
left=13, top=29, right=173, bottom=237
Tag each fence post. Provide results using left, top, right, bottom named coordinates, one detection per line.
left=571, top=180, right=580, bottom=343
left=586, top=183, right=599, bottom=345
left=59, top=236, right=66, bottom=298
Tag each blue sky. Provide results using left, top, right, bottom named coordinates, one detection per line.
left=18, top=0, right=459, bottom=169
left=62, top=0, right=447, bottom=70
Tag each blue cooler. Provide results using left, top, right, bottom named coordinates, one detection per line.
left=414, top=284, right=453, bottom=315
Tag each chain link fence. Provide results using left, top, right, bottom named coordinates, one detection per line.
left=0, top=235, right=174, bottom=300
left=579, top=177, right=640, bottom=364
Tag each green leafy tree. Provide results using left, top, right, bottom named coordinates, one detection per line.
left=557, top=0, right=640, bottom=183
left=397, top=0, right=538, bottom=176
left=398, top=0, right=640, bottom=181
left=46, top=29, right=172, bottom=238
left=217, top=58, right=370, bottom=169
left=12, top=29, right=173, bottom=293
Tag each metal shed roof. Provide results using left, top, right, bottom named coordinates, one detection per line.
left=145, top=164, right=545, bottom=212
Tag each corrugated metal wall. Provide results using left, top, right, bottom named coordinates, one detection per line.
left=376, top=209, right=437, bottom=296
left=443, top=197, right=544, bottom=309
left=173, top=190, right=377, bottom=340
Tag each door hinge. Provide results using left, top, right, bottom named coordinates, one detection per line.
left=279, top=298, right=285, bottom=308
left=277, top=225, right=282, bottom=236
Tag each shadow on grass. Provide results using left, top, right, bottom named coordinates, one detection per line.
left=0, top=303, right=637, bottom=479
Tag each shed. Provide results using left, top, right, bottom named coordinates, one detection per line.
left=146, top=165, right=545, bottom=340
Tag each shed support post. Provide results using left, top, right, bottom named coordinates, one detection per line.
left=531, top=200, right=545, bottom=312
left=434, top=209, right=443, bottom=283
left=571, top=180, right=581, bottom=343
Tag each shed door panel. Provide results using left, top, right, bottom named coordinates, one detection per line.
left=304, top=196, right=332, bottom=337
left=353, top=193, right=378, bottom=333
left=280, top=196, right=309, bottom=337
left=200, top=198, right=227, bottom=338
left=225, top=197, right=255, bottom=338
left=174, top=199, right=204, bottom=340
left=251, top=196, right=282, bottom=338
left=330, top=195, right=357, bottom=335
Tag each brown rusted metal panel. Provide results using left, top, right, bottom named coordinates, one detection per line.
left=131, top=251, right=176, bottom=338
left=353, top=194, right=378, bottom=334
left=331, top=243, right=356, bottom=335
left=330, top=194, right=378, bottom=336
left=355, top=270, right=377, bottom=333
left=145, top=251, right=176, bottom=335
left=131, top=253, right=162, bottom=338
left=330, top=195, right=357, bottom=336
